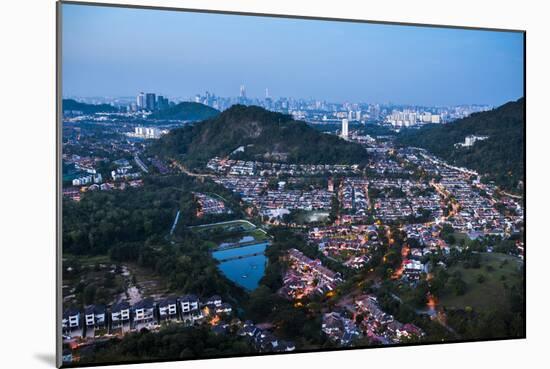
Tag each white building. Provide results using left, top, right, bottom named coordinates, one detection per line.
left=133, top=126, right=163, bottom=139
left=136, top=92, right=146, bottom=110
left=455, top=135, right=489, bottom=148
left=422, top=112, right=432, bottom=123
left=111, top=301, right=130, bottom=329
left=431, top=114, right=441, bottom=124
left=132, top=298, right=156, bottom=325
left=158, top=297, right=178, bottom=321
left=341, top=118, right=349, bottom=138
left=84, top=305, right=106, bottom=328
left=72, top=173, right=102, bottom=186
left=62, top=309, right=81, bottom=330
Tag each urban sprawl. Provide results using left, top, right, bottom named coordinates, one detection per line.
left=61, top=90, right=523, bottom=365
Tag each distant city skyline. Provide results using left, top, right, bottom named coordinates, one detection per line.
left=62, top=3, right=524, bottom=106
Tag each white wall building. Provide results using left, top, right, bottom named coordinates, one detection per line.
left=341, top=118, right=349, bottom=138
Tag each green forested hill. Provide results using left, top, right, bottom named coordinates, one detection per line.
left=149, top=102, right=219, bottom=121
left=397, top=98, right=525, bottom=191
left=150, top=104, right=368, bottom=168
left=62, top=99, right=118, bottom=114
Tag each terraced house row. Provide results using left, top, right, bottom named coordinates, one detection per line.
left=62, top=294, right=232, bottom=338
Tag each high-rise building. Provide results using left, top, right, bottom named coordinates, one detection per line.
left=422, top=112, right=432, bottom=123
left=341, top=118, right=349, bottom=138
left=239, top=85, right=246, bottom=98
left=145, top=93, right=156, bottom=111
left=157, top=95, right=168, bottom=110
left=134, top=126, right=163, bottom=139
left=136, top=92, right=146, bottom=110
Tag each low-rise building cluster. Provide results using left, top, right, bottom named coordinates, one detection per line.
left=401, top=148, right=523, bottom=238
left=321, top=312, right=361, bottom=346
left=339, top=178, right=370, bottom=217
left=308, top=225, right=380, bottom=269
left=404, top=223, right=450, bottom=253
left=279, top=248, right=343, bottom=299
left=369, top=178, right=442, bottom=222
left=322, top=294, right=424, bottom=346
left=207, top=157, right=359, bottom=177
left=62, top=180, right=144, bottom=201
left=193, top=192, right=231, bottom=216
left=236, top=320, right=296, bottom=353
left=62, top=294, right=233, bottom=338
left=437, top=169, right=517, bottom=236
left=214, top=176, right=334, bottom=218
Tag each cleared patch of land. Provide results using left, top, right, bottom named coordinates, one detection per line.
left=124, top=262, right=174, bottom=298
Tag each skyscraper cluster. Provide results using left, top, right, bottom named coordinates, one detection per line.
left=134, top=92, right=171, bottom=112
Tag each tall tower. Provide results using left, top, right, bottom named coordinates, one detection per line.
left=239, top=85, right=246, bottom=98
left=342, top=118, right=349, bottom=139
left=136, top=92, right=146, bottom=110
left=145, top=93, right=156, bottom=111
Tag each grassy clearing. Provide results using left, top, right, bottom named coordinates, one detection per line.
left=190, top=219, right=257, bottom=233
left=190, top=219, right=269, bottom=247
left=249, top=228, right=270, bottom=241
left=438, top=252, right=523, bottom=311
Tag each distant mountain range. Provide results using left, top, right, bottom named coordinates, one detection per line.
left=149, top=102, right=219, bottom=121
left=150, top=104, right=368, bottom=169
left=62, top=99, right=118, bottom=114
left=397, top=98, right=525, bottom=192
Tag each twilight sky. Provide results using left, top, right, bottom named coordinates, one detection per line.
left=62, top=3, right=524, bottom=106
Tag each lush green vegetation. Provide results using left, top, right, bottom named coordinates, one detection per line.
left=79, top=325, right=253, bottom=364
left=436, top=252, right=523, bottom=311
left=149, top=105, right=369, bottom=169
left=149, top=102, right=220, bottom=121
left=63, top=174, right=248, bottom=301
left=372, top=226, right=525, bottom=343
left=397, top=98, right=524, bottom=192
left=62, top=255, right=126, bottom=307
left=62, top=99, right=119, bottom=114
left=63, top=174, right=244, bottom=255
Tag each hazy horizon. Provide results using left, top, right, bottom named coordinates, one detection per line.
left=62, top=4, right=524, bottom=106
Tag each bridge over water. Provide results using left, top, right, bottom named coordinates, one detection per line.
left=215, top=251, right=265, bottom=263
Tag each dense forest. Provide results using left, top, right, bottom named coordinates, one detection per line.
left=149, top=105, right=369, bottom=169
left=62, top=174, right=249, bottom=299
left=62, top=99, right=119, bottom=114
left=79, top=325, right=253, bottom=364
left=149, top=102, right=220, bottom=121
left=63, top=174, right=245, bottom=255
left=397, top=98, right=524, bottom=192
